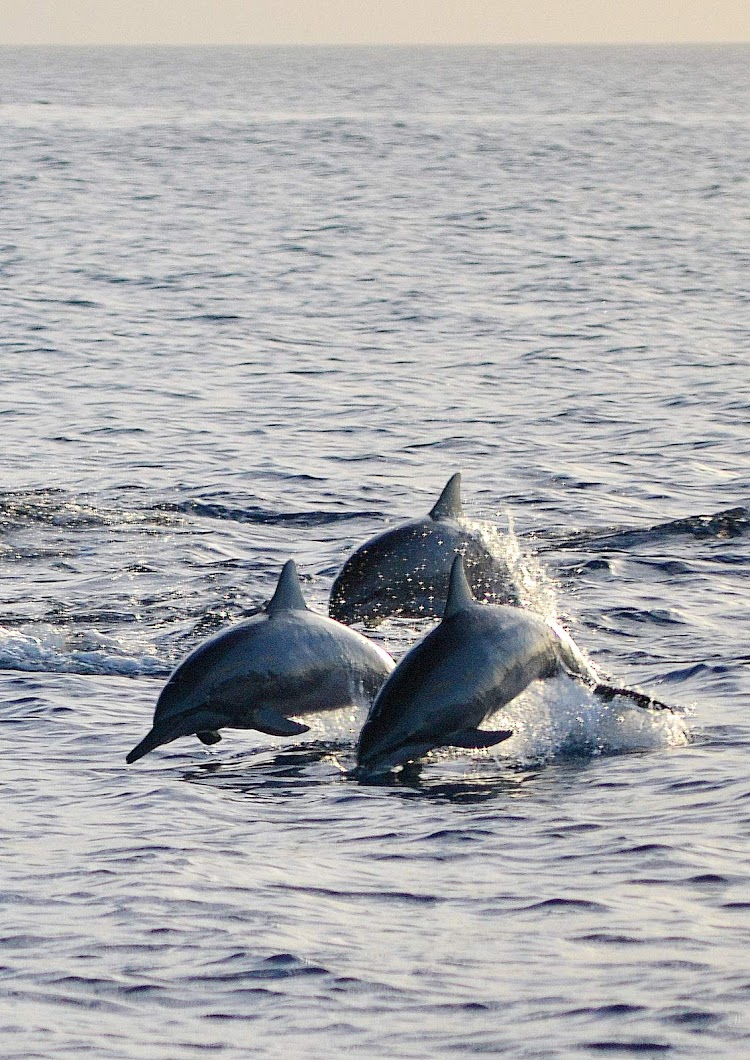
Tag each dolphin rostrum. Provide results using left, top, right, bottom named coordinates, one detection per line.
left=329, top=472, right=518, bottom=626
left=356, top=555, right=668, bottom=773
left=127, top=560, right=395, bottom=764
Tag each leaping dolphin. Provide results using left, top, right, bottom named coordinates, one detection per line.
left=126, top=560, right=395, bottom=764
left=356, top=556, right=669, bottom=773
left=329, top=473, right=518, bottom=626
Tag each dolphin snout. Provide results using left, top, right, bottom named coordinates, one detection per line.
left=356, top=720, right=431, bottom=774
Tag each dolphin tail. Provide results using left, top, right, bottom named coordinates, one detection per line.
left=592, top=682, right=674, bottom=711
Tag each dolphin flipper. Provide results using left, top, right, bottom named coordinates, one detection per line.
left=253, top=707, right=310, bottom=737
left=445, top=727, right=514, bottom=749
left=197, top=730, right=222, bottom=745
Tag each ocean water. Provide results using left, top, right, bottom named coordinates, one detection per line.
left=1, top=44, right=749, bottom=1058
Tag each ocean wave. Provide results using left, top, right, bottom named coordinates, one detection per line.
left=150, top=498, right=379, bottom=527
left=536, top=506, right=749, bottom=552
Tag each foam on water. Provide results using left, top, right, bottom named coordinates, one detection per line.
left=0, top=624, right=166, bottom=677
left=292, top=703, right=367, bottom=744
left=471, top=513, right=558, bottom=617
left=489, top=673, right=690, bottom=765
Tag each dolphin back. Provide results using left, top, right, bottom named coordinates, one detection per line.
left=329, top=475, right=519, bottom=625
left=329, top=519, right=513, bottom=625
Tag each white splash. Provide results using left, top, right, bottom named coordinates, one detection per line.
left=0, top=624, right=165, bottom=677
left=486, top=672, right=689, bottom=764
left=292, top=703, right=367, bottom=743
left=470, top=513, right=559, bottom=619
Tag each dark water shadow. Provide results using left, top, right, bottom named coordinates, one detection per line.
left=531, top=505, right=749, bottom=553
left=349, top=759, right=532, bottom=804
left=179, top=740, right=600, bottom=806
left=348, top=750, right=610, bottom=806
left=180, top=741, right=350, bottom=800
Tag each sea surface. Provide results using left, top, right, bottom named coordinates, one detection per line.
left=1, top=44, right=749, bottom=1058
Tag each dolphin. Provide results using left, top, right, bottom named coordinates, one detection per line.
left=126, top=560, right=395, bottom=764
left=329, top=472, right=518, bottom=626
left=356, top=556, right=668, bottom=774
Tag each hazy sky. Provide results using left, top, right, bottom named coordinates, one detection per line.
left=4, top=0, right=749, bottom=46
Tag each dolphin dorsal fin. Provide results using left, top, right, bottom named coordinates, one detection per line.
left=266, top=560, right=309, bottom=615
left=429, top=472, right=463, bottom=521
left=443, top=555, right=474, bottom=618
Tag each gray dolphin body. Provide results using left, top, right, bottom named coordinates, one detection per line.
left=356, top=556, right=598, bottom=773
left=127, top=561, right=395, bottom=764
left=329, top=473, right=518, bottom=626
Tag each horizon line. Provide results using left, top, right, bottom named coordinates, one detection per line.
left=2, top=39, right=748, bottom=48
